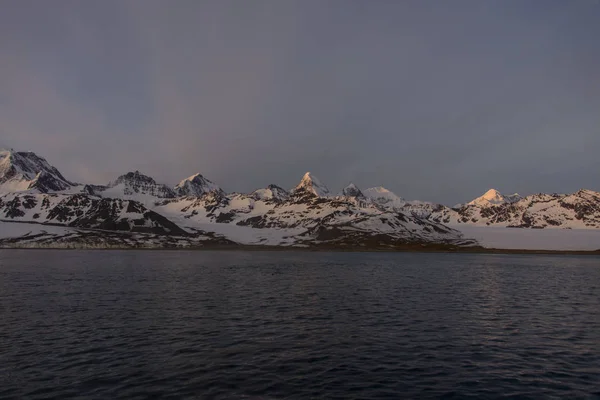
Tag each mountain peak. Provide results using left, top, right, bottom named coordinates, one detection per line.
left=362, top=186, right=405, bottom=209
left=468, top=189, right=504, bottom=206
left=251, top=184, right=289, bottom=201
left=504, top=193, right=522, bottom=203
left=110, top=171, right=157, bottom=186
left=105, top=171, right=175, bottom=199
left=0, top=149, right=74, bottom=194
left=483, top=188, right=502, bottom=197
left=175, top=173, right=221, bottom=197
left=468, top=189, right=521, bottom=207
left=293, top=172, right=330, bottom=197
left=338, top=182, right=364, bottom=198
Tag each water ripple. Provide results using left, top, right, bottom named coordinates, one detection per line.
left=0, top=250, right=599, bottom=399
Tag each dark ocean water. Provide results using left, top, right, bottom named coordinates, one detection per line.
left=0, top=250, right=599, bottom=399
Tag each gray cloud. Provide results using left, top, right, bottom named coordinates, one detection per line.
left=1, top=0, right=599, bottom=204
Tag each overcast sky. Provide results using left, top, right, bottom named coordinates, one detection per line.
left=1, top=0, right=599, bottom=205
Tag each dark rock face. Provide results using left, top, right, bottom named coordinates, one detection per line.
left=203, top=191, right=230, bottom=216
left=3, top=197, right=26, bottom=218
left=215, top=212, right=236, bottom=223
left=289, top=186, right=319, bottom=203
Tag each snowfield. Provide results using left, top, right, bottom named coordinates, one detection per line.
left=456, top=226, right=600, bottom=251
left=0, top=221, right=73, bottom=238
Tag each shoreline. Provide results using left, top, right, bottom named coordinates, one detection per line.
left=2, top=244, right=599, bottom=256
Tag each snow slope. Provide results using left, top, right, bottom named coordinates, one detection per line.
left=0, top=192, right=187, bottom=235
left=0, top=220, right=72, bottom=239
left=0, top=221, right=233, bottom=248
left=456, top=225, right=600, bottom=251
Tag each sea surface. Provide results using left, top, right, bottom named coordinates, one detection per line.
left=1, top=250, right=599, bottom=399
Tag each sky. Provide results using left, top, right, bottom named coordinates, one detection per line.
left=1, top=0, right=599, bottom=205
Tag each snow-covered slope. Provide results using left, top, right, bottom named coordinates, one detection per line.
left=0, top=149, right=75, bottom=194
left=0, top=192, right=186, bottom=235
left=0, top=220, right=233, bottom=249
left=175, top=173, right=221, bottom=197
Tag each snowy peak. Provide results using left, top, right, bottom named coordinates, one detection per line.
left=251, top=184, right=289, bottom=201
left=504, top=193, right=522, bottom=203
left=110, top=171, right=157, bottom=187
left=175, top=173, right=221, bottom=197
left=104, top=171, right=175, bottom=199
left=362, top=186, right=406, bottom=209
left=467, top=189, right=521, bottom=207
left=338, top=182, right=365, bottom=199
left=0, top=148, right=74, bottom=194
left=293, top=172, right=331, bottom=197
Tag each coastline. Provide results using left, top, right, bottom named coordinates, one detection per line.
left=2, top=243, right=599, bottom=256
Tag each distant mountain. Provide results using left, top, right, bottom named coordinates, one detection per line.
left=338, top=183, right=365, bottom=200
left=428, top=189, right=600, bottom=229
left=251, top=184, right=289, bottom=202
left=0, top=149, right=75, bottom=194
left=175, top=173, right=221, bottom=197
left=362, top=186, right=406, bottom=210
left=99, top=171, right=176, bottom=201
left=466, top=189, right=522, bottom=207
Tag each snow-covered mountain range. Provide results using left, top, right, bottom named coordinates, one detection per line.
left=1, top=148, right=599, bottom=250
left=429, top=189, right=600, bottom=229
